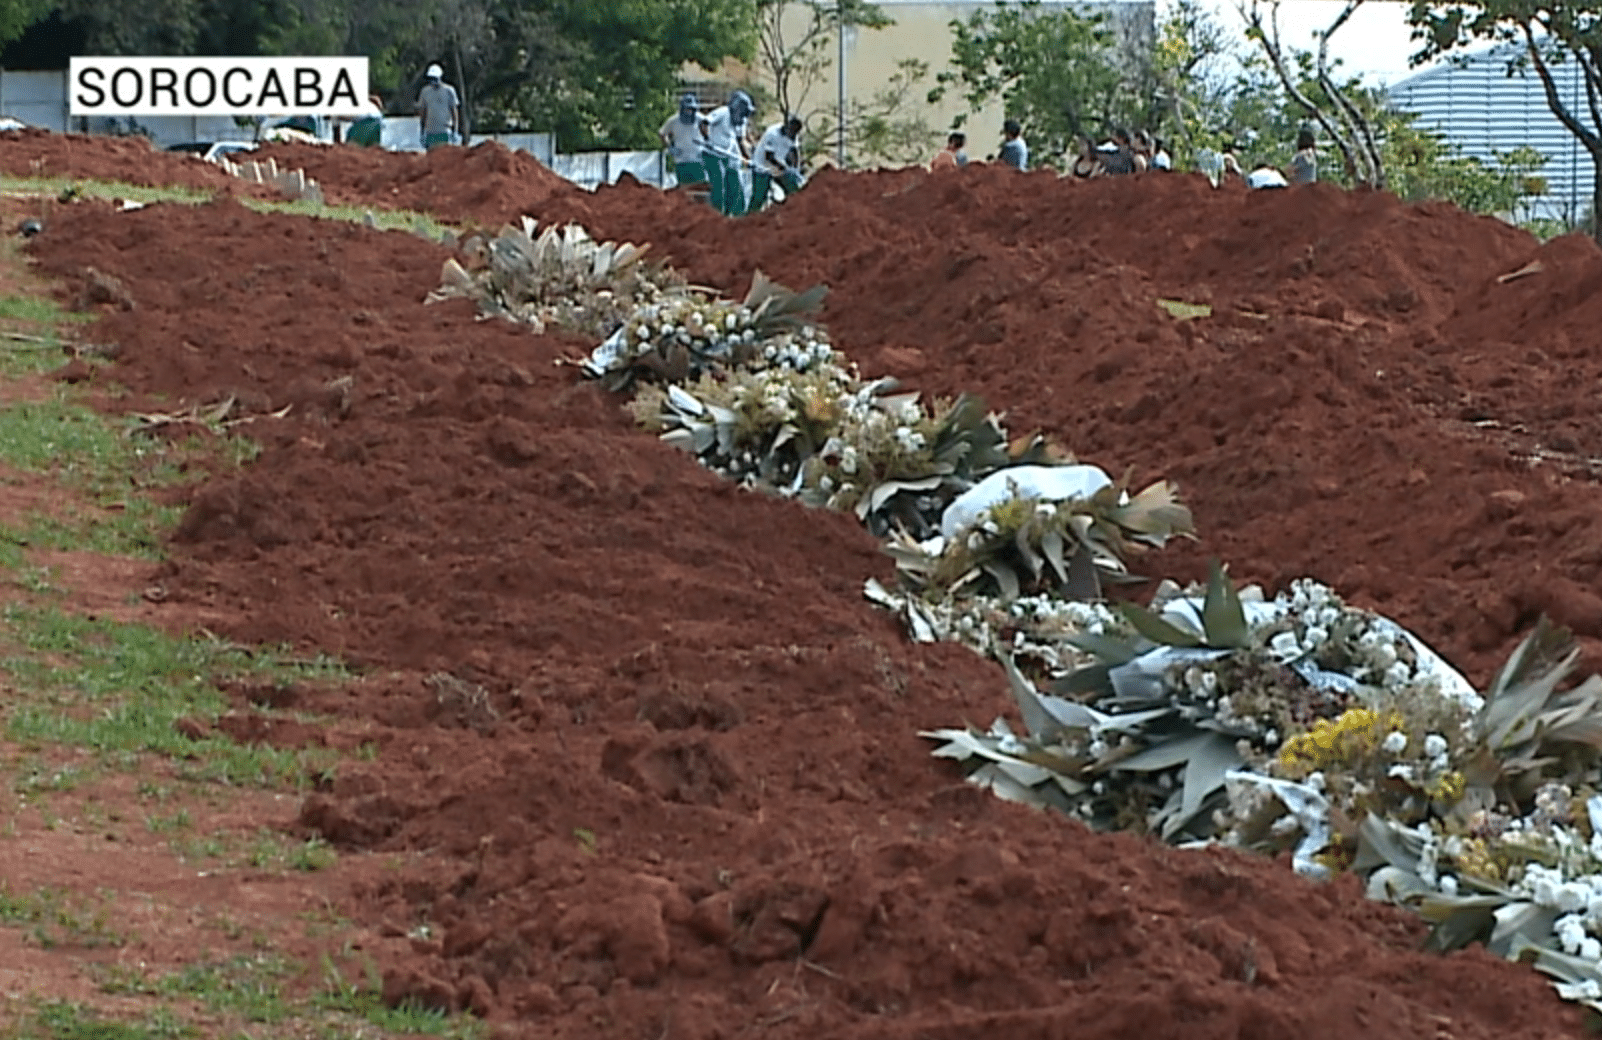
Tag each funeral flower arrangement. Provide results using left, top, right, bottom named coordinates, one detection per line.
left=435, top=216, right=1602, bottom=1017
left=920, top=566, right=1602, bottom=1012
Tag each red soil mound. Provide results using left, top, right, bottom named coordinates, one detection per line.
left=26, top=195, right=1583, bottom=1038
left=542, top=166, right=1602, bottom=684
left=0, top=127, right=261, bottom=193
left=251, top=140, right=590, bottom=225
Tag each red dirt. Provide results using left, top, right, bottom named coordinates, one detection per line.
left=251, top=140, right=590, bottom=226
left=12, top=144, right=1601, bottom=1038
left=0, top=127, right=267, bottom=195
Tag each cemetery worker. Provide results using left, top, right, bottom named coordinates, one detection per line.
left=1288, top=126, right=1318, bottom=184
left=660, top=93, right=707, bottom=188
left=930, top=131, right=968, bottom=171
left=699, top=90, right=755, bottom=216
left=750, top=116, right=805, bottom=212
left=417, top=64, right=461, bottom=151
left=346, top=95, right=385, bottom=148
left=998, top=119, right=1028, bottom=171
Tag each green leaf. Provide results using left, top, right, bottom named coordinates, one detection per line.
left=1180, top=731, right=1243, bottom=821
left=1157, top=298, right=1212, bottom=320
left=1110, top=731, right=1213, bottom=773
left=1064, top=631, right=1141, bottom=666
left=1422, top=902, right=1498, bottom=953
left=1002, top=653, right=1058, bottom=741
left=1118, top=602, right=1202, bottom=648
left=984, top=560, right=1021, bottom=601
left=1201, top=560, right=1249, bottom=648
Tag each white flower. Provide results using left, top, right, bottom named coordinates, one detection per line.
left=725, top=314, right=738, bottom=330
left=1558, top=914, right=1589, bottom=954
left=1268, top=631, right=1302, bottom=660
left=1438, top=874, right=1459, bottom=897
left=1303, top=625, right=1329, bottom=648
left=1387, top=763, right=1416, bottom=783
left=1305, top=772, right=1326, bottom=792
left=1584, top=937, right=1602, bottom=962
left=1383, top=661, right=1412, bottom=688
left=840, top=448, right=858, bottom=476
left=1382, top=731, right=1408, bottom=755
left=1424, top=734, right=1449, bottom=759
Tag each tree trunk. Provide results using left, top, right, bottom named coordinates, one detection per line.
left=454, top=43, right=472, bottom=143
left=1592, top=152, right=1601, bottom=245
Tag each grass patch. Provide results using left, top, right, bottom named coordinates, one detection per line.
left=1, top=604, right=348, bottom=788
left=7, top=1000, right=193, bottom=1040
left=0, top=294, right=88, bottom=326
left=317, top=956, right=485, bottom=1038
left=0, top=882, right=127, bottom=949
left=95, top=954, right=485, bottom=1040
left=1, top=175, right=454, bottom=240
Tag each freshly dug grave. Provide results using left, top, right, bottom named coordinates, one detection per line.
left=243, top=147, right=1602, bottom=680
left=251, top=139, right=596, bottom=226
left=557, top=166, right=1602, bottom=685
left=0, top=127, right=264, bottom=194
left=24, top=195, right=1583, bottom=1039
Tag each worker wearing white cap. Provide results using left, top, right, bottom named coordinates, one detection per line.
left=698, top=90, right=754, bottom=216
left=417, top=64, right=460, bottom=151
left=660, top=94, right=707, bottom=189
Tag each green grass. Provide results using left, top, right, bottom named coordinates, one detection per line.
left=0, top=882, right=127, bottom=950
left=91, top=954, right=486, bottom=1040
left=1, top=604, right=348, bottom=788
left=6, top=1000, right=193, bottom=1040
left=0, top=294, right=88, bottom=326
left=1, top=174, right=455, bottom=240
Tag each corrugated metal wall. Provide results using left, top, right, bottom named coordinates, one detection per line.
left=1388, top=44, right=1597, bottom=226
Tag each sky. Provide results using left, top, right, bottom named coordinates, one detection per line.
left=1188, top=0, right=1442, bottom=87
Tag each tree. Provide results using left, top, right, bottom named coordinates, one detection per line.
left=803, top=57, right=936, bottom=167
left=1151, top=0, right=1248, bottom=165
left=1240, top=0, right=1385, bottom=187
left=928, top=0, right=1149, bottom=165
left=754, top=0, right=889, bottom=119
left=1406, top=0, right=1602, bottom=242
left=0, top=0, right=53, bottom=46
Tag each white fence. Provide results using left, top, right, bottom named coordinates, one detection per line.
left=0, top=68, right=672, bottom=191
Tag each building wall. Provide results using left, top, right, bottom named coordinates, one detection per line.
left=699, top=0, right=1155, bottom=167
left=1388, top=46, right=1598, bottom=226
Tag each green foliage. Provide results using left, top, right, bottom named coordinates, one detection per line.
left=1405, top=0, right=1602, bottom=239
left=10, top=1001, right=192, bottom=1040
left=0, top=0, right=49, bottom=45
left=804, top=57, right=937, bottom=167
left=931, top=0, right=1148, bottom=163
left=755, top=0, right=892, bottom=118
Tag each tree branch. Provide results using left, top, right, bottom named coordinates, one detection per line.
left=1241, top=0, right=1361, bottom=182
left=1523, top=22, right=1602, bottom=154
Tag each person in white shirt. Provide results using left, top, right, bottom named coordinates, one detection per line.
left=1245, top=158, right=1289, bottom=189
left=698, top=90, right=754, bottom=216
left=659, top=94, right=706, bottom=189
left=749, top=116, right=804, bottom=213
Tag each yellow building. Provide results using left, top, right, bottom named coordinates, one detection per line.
left=684, top=0, right=1155, bottom=168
